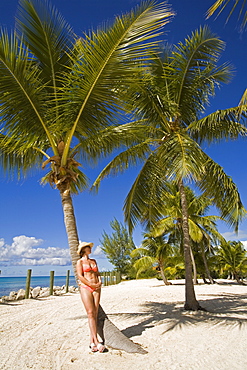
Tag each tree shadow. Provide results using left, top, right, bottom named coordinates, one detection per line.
left=107, top=292, right=247, bottom=339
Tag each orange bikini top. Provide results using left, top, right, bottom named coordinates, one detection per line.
left=81, top=259, right=98, bottom=273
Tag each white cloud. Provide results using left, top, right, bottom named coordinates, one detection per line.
left=221, top=230, right=247, bottom=241
left=0, top=235, right=71, bottom=266
left=241, top=241, right=247, bottom=250
left=92, top=245, right=104, bottom=257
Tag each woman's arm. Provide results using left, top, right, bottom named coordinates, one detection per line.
left=76, top=260, right=91, bottom=286
left=76, top=260, right=101, bottom=288
left=95, top=259, right=102, bottom=284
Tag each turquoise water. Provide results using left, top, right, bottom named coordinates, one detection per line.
left=0, top=276, right=77, bottom=297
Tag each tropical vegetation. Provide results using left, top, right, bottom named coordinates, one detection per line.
left=0, top=0, right=172, bottom=280
left=100, top=218, right=136, bottom=278
left=153, top=183, right=225, bottom=284
left=131, top=233, right=173, bottom=284
left=1, top=0, right=246, bottom=318
left=215, top=240, right=247, bottom=282
left=0, top=0, right=173, bottom=352
left=94, top=26, right=247, bottom=310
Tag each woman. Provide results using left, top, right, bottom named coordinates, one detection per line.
left=76, top=241, right=105, bottom=353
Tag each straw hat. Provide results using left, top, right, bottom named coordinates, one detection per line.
left=77, top=241, right=94, bottom=255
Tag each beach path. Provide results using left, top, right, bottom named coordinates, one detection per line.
left=0, top=279, right=247, bottom=369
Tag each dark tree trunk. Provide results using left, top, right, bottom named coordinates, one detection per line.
left=201, top=273, right=209, bottom=284
left=233, top=272, right=242, bottom=284
left=178, top=179, right=201, bottom=311
left=59, top=188, right=146, bottom=353
left=201, top=246, right=215, bottom=284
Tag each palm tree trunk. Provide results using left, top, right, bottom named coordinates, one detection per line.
left=60, top=189, right=79, bottom=282
left=178, top=179, right=201, bottom=311
left=159, top=262, right=170, bottom=285
left=201, top=246, right=215, bottom=284
left=59, top=188, right=147, bottom=353
left=190, top=248, right=198, bottom=284
left=233, top=271, right=241, bottom=284
left=201, top=273, right=209, bottom=284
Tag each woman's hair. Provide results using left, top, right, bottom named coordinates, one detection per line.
left=79, top=248, right=86, bottom=258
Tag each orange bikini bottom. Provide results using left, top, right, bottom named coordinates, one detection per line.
left=80, top=284, right=96, bottom=293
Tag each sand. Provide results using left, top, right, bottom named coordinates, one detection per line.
left=0, top=278, right=247, bottom=370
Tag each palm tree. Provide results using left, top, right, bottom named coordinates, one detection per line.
left=0, top=0, right=173, bottom=352
left=131, top=233, right=173, bottom=284
left=153, top=184, right=225, bottom=284
left=93, top=26, right=247, bottom=310
left=207, top=0, right=247, bottom=31
left=216, top=240, right=247, bottom=282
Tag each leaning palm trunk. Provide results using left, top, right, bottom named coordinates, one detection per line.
left=159, top=263, right=170, bottom=285
left=59, top=188, right=146, bottom=353
left=201, top=246, right=215, bottom=284
left=178, top=180, right=201, bottom=310
left=190, top=248, right=198, bottom=285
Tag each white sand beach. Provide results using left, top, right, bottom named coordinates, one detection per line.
left=0, top=278, right=247, bottom=370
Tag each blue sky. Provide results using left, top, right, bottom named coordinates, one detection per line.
left=0, top=0, right=247, bottom=276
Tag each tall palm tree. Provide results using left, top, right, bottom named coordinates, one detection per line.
left=207, top=0, right=247, bottom=31
left=0, top=0, right=173, bottom=352
left=216, top=240, right=247, bottom=282
left=93, top=26, right=247, bottom=310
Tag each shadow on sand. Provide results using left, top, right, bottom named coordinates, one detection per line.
left=106, top=291, right=247, bottom=339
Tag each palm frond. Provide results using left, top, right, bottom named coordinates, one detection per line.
left=206, top=0, right=247, bottom=31
left=92, top=141, right=152, bottom=192
left=0, top=133, right=44, bottom=177
left=238, top=89, right=247, bottom=117
left=133, top=255, right=155, bottom=274
left=169, top=26, right=232, bottom=120
left=76, top=120, right=154, bottom=164
left=57, top=1, right=174, bottom=163
left=123, top=153, right=171, bottom=233
left=130, top=247, right=150, bottom=258
left=197, top=156, right=246, bottom=231
left=188, top=107, right=247, bottom=143
left=188, top=219, right=203, bottom=242
left=16, top=0, right=74, bottom=80
left=152, top=216, right=175, bottom=237
left=156, top=131, right=207, bottom=181
left=0, top=29, right=57, bottom=151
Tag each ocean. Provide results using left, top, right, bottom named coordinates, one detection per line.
left=0, top=276, right=77, bottom=297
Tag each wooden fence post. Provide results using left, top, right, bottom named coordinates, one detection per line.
left=65, top=270, right=70, bottom=293
left=116, top=271, right=121, bottom=284
left=25, top=269, right=32, bottom=299
left=102, top=272, right=105, bottom=286
left=50, top=271, right=54, bottom=295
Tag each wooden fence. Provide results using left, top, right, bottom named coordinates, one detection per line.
left=24, top=269, right=121, bottom=298
left=101, top=271, right=121, bottom=286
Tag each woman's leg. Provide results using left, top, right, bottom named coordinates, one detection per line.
left=93, top=289, right=106, bottom=352
left=80, top=287, right=99, bottom=346
left=93, top=288, right=101, bottom=327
